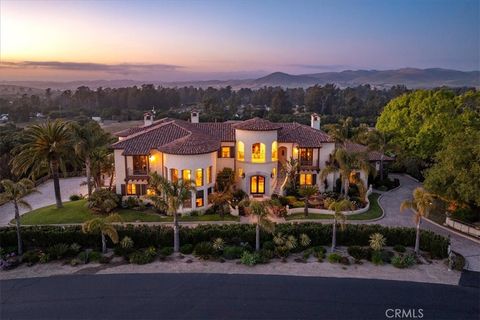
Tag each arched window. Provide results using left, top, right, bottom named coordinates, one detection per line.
left=271, top=141, right=278, bottom=161
left=237, top=141, right=245, bottom=161
left=251, top=143, right=265, bottom=163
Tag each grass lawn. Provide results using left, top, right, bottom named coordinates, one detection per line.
left=17, top=200, right=239, bottom=225
left=285, top=193, right=382, bottom=221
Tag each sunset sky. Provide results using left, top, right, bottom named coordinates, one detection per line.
left=0, top=0, right=478, bottom=81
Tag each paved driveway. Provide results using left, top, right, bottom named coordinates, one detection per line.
left=376, top=174, right=480, bottom=271
left=0, top=177, right=87, bottom=226
left=1, top=274, right=478, bottom=319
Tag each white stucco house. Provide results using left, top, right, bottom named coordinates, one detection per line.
left=112, top=112, right=389, bottom=212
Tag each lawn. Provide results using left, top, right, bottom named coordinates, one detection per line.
left=285, top=193, right=383, bottom=221
left=17, top=200, right=239, bottom=225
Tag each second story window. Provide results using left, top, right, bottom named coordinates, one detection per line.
left=220, top=146, right=233, bottom=158
left=252, top=143, right=265, bottom=163
left=170, top=168, right=178, bottom=182
left=237, top=141, right=245, bottom=161
left=195, top=168, right=203, bottom=187
left=132, top=155, right=148, bottom=175
left=207, top=166, right=212, bottom=184
left=299, top=148, right=313, bottom=166
left=182, top=169, right=191, bottom=181
left=272, top=141, right=278, bottom=161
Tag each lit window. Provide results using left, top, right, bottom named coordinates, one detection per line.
left=272, top=141, right=278, bottom=161
left=300, top=174, right=313, bottom=186
left=250, top=175, right=265, bottom=194
left=207, top=166, right=213, bottom=184
left=238, top=168, right=244, bottom=178
left=182, top=169, right=191, bottom=181
left=196, top=190, right=204, bottom=207
left=251, top=143, right=266, bottom=163
left=195, top=168, right=203, bottom=187
left=127, top=184, right=136, bottom=195
left=237, top=141, right=245, bottom=161
left=146, top=188, right=155, bottom=195
left=221, top=147, right=231, bottom=158
left=183, top=192, right=192, bottom=208
left=170, top=169, right=178, bottom=182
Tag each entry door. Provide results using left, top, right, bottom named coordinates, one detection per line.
left=250, top=175, right=265, bottom=194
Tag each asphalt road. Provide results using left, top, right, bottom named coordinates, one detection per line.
left=1, top=273, right=478, bottom=320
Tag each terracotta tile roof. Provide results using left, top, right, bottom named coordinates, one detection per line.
left=277, top=123, right=334, bottom=146
left=345, top=141, right=395, bottom=162
left=232, top=117, right=282, bottom=131
left=113, top=117, right=342, bottom=155
left=114, top=118, right=176, bottom=137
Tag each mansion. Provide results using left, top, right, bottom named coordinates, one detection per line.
left=112, top=112, right=390, bottom=212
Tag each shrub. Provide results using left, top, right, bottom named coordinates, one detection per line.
left=159, top=247, right=173, bottom=257
left=347, top=246, right=371, bottom=260
left=194, top=242, right=214, bottom=260
left=299, top=234, right=311, bottom=248
left=240, top=251, right=261, bottom=266
left=120, top=236, right=134, bottom=249
left=46, top=243, right=70, bottom=260
left=22, top=250, right=40, bottom=265
left=69, top=194, right=83, bottom=201
left=87, top=189, right=120, bottom=214
left=259, top=249, right=274, bottom=261
left=371, top=251, right=383, bottom=265
left=451, top=253, right=466, bottom=271
left=393, top=245, right=406, bottom=253
left=123, top=197, right=140, bottom=209
left=180, top=244, right=194, bottom=255
left=212, top=238, right=225, bottom=252
left=129, top=251, right=154, bottom=264
left=222, top=246, right=244, bottom=260
left=99, top=256, right=111, bottom=264
left=339, top=256, right=350, bottom=265
left=89, top=251, right=102, bottom=262
left=380, top=250, right=394, bottom=264
left=313, top=246, right=326, bottom=261
left=452, top=208, right=479, bottom=224
left=262, top=241, right=275, bottom=251
left=327, top=253, right=342, bottom=263
left=302, top=248, right=313, bottom=260
left=392, top=254, right=416, bottom=269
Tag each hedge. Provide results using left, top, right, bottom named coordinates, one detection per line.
left=0, top=223, right=449, bottom=258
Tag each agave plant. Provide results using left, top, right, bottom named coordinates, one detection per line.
left=212, top=238, right=225, bottom=251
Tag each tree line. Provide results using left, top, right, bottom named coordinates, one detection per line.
left=0, top=84, right=414, bottom=125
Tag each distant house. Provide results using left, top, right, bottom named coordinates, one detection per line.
left=112, top=113, right=390, bottom=212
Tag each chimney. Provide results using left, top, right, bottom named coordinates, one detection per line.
left=191, top=109, right=199, bottom=123
left=143, top=112, right=154, bottom=127
left=311, top=113, right=320, bottom=130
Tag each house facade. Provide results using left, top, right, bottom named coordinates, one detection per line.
left=112, top=113, right=375, bottom=212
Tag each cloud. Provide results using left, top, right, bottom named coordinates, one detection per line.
left=0, top=61, right=182, bottom=75
left=286, top=64, right=351, bottom=71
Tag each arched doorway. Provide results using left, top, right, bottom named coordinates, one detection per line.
left=250, top=175, right=265, bottom=195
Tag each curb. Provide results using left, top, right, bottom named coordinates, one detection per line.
left=422, top=216, right=480, bottom=245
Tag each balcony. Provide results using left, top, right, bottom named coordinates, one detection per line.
left=299, top=159, right=319, bottom=170
left=127, top=168, right=149, bottom=180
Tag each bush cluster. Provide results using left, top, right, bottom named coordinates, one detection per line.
left=391, top=254, right=416, bottom=269
left=0, top=223, right=449, bottom=259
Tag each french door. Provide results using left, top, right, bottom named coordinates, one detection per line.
left=250, top=175, right=265, bottom=194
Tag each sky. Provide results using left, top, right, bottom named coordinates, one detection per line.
left=0, top=0, right=478, bottom=81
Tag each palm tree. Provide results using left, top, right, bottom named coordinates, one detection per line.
left=328, top=199, right=354, bottom=252
left=82, top=213, right=122, bottom=253
left=298, top=185, right=318, bottom=217
left=320, top=148, right=371, bottom=198
left=91, top=148, right=115, bottom=191
left=208, top=190, right=233, bottom=218
left=0, top=179, right=38, bottom=255
left=239, top=199, right=275, bottom=251
left=367, top=130, right=393, bottom=180
left=148, top=172, right=195, bottom=253
left=400, top=187, right=435, bottom=255
left=11, top=119, right=73, bottom=208
left=72, top=121, right=114, bottom=196
left=283, top=157, right=299, bottom=192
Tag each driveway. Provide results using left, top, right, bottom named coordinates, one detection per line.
left=376, top=174, right=480, bottom=271
left=0, top=177, right=87, bottom=226
left=1, top=274, right=478, bottom=319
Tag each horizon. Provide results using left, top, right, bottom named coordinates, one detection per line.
left=0, top=0, right=479, bottom=81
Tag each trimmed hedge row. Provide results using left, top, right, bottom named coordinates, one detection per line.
left=0, top=223, right=449, bottom=258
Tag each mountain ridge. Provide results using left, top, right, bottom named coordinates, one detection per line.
left=0, top=68, right=478, bottom=91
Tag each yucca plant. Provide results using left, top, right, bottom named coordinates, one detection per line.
left=369, top=233, right=386, bottom=251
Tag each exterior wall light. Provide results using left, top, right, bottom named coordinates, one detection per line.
left=241, top=173, right=246, bottom=179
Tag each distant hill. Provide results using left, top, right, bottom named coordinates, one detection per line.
left=0, top=68, right=478, bottom=91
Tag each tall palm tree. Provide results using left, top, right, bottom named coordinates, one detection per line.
left=82, top=213, right=122, bottom=254
left=72, top=121, right=114, bottom=196
left=208, top=190, right=233, bottom=218
left=367, top=130, right=394, bottom=180
left=91, top=148, right=115, bottom=191
left=298, top=185, right=318, bottom=217
left=11, top=120, right=73, bottom=208
left=0, top=179, right=37, bottom=255
left=239, top=199, right=275, bottom=251
left=400, top=187, right=435, bottom=255
left=283, top=157, right=299, bottom=192
left=320, top=148, right=371, bottom=198
left=328, top=199, right=354, bottom=252
left=148, top=172, right=196, bottom=253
